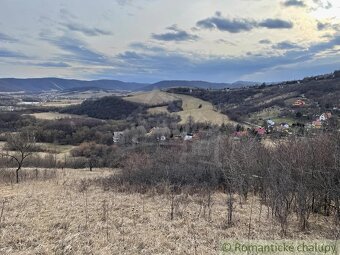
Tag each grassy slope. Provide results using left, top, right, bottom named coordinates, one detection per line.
left=169, top=78, right=340, bottom=124
left=124, top=91, right=178, bottom=106
left=0, top=141, right=75, bottom=161
left=174, top=94, right=232, bottom=125
left=124, top=91, right=235, bottom=125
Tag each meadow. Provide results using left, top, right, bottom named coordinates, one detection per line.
left=0, top=168, right=336, bottom=255
left=125, top=91, right=234, bottom=125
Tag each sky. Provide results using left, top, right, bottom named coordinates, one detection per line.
left=0, top=0, right=340, bottom=83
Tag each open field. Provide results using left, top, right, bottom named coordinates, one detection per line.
left=28, top=112, right=84, bottom=120
left=36, top=143, right=75, bottom=153
left=0, top=141, right=75, bottom=163
left=125, top=91, right=235, bottom=125
left=249, top=106, right=282, bottom=120
left=0, top=168, right=337, bottom=255
left=124, top=91, right=178, bottom=106
left=174, top=94, right=233, bottom=125
left=271, top=117, right=296, bottom=125
left=1, top=142, right=75, bottom=155
left=40, top=100, right=83, bottom=108
left=34, top=143, right=76, bottom=161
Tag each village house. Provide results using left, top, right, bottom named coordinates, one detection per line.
left=280, top=123, right=290, bottom=129
left=184, top=133, right=193, bottom=141
left=312, top=120, right=322, bottom=129
left=147, top=127, right=170, bottom=141
left=254, top=127, right=266, bottom=136
left=293, top=99, right=306, bottom=107
left=266, top=119, right=275, bottom=127
left=319, top=112, right=332, bottom=121
left=154, top=135, right=166, bottom=142
left=176, top=132, right=203, bottom=142
left=173, top=135, right=182, bottom=140
left=319, top=114, right=326, bottom=121
left=113, top=131, right=124, bottom=143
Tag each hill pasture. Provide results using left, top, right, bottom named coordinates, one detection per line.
left=124, top=91, right=234, bottom=125
left=124, top=91, right=178, bottom=106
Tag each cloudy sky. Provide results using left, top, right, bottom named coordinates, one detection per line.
left=0, top=0, right=339, bottom=82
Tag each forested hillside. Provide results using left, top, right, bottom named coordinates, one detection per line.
left=168, top=76, right=340, bottom=122
left=62, top=96, right=145, bottom=120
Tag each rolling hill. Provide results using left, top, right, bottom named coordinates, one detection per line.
left=124, top=91, right=235, bottom=125
left=140, top=80, right=257, bottom=91
left=168, top=73, right=340, bottom=126
left=124, top=91, right=179, bottom=106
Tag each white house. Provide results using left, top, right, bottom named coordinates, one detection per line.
left=319, top=112, right=331, bottom=121
left=281, top=123, right=290, bottom=129
left=267, top=120, right=275, bottom=126
left=113, top=131, right=124, bottom=143
left=184, top=134, right=193, bottom=141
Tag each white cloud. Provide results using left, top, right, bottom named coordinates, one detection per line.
left=0, top=0, right=339, bottom=81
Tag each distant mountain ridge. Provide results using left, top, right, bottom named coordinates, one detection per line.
left=0, top=78, right=257, bottom=93
left=0, top=78, right=148, bottom=92
left=140, top=80, right=256, bottom=91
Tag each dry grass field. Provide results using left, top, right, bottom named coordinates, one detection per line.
left=34, top=143, right=76, bottom=161
left=28, top=112, right=83, bottom=120
left=40, top=100, right=83, bottom=108
left=124, top=91, right=179, bottom=106
left=173, top=94, right=233, bottom=125
left=0, top=142, right=74, bottom=163
left=124, top=91, right=235, bottom=126
left=0, top=168, right=337, bottom=255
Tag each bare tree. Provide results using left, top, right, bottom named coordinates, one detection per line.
left=1, top=132, right=35, bottom=183
left=88, top=156, right=97, bottom=172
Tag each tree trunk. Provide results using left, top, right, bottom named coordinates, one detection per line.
left=227, top=191, right=233, bottom=226
left=335, top=198, right=340, bottom=225
left=16, top=166, right=21, bottom=184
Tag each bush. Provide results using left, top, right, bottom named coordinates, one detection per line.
left=167, top=100, right=183, bottom=113
left=101, top=132, right=340, bottom=230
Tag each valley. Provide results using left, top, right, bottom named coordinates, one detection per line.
left=2, top=0, right=340, bottom=253
left=0, top=71, right=339, bottom=254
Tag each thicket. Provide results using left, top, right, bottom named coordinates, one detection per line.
left=167, top=100, right=183, bottom=112
left=61, top=96, right=145, bottom=120
left=103, top=132, right=340, bottom=233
